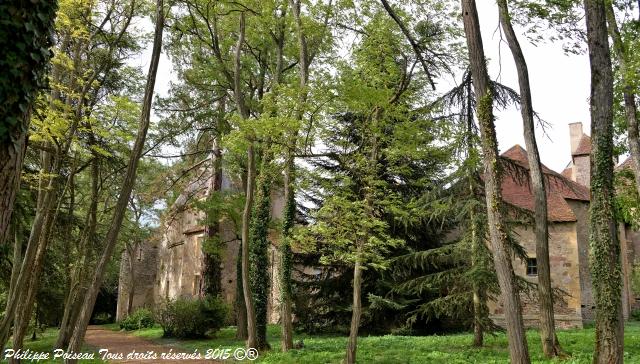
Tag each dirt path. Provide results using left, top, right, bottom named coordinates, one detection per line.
left=83, top=326, right=222, bottom=363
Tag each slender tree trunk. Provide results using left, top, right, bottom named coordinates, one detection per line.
left=249, top=146, right=272, bottom=351
left=470, top=187, right=485, bottom=347
left=279, top=154, right=295, bottom=351
left=202, top=112, right=224, bottom=297
left=461, top=1, right=530, bottom=363
left=496, top=0, right=562, bottom=357
left=584, top=0, right=624, bottom=363
left=56, top=156, right=99, bottom=349
left=345, top=254, right=363, bottom=364
left=8, top=229, right=22, bottom=308
left=64, top=1, right=165, bottom=358
left=236, top=240, right=248, bottom=340
left=605, top=3, right=640, bottom=200
left=279, top=0, right=309, bottom=352
left=232, top=12, right=258, bottom=349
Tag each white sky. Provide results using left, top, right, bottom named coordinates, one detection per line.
left=475, top=2, right=591, bottom=172
left=137, top=2, right=593, bottom=173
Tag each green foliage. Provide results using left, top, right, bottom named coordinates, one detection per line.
left=631, top=309, right=640, bottom=321
left=0, top=0, right=57, bottom=141
left=119, top=308, right=155, bottom=330
left=156, top=296, right=229, bottom=339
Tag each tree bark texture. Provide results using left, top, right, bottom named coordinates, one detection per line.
left=461, top=1, right=530, bottom=363
left=584, top=0, right=624, bottom=363
left=345, top=256, right=363, bottom=364
left=496, top=0, right=562, bottom=357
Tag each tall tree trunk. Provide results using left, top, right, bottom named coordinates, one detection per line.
left=461, top=1, right=530, bottom=363
left=235, top=240, right=248, bottom=340
left=56, top=156, right=99, bottom=349
left=584, top=0, right=624, bottom=363
left=64, top=0, right=165, bottom=357
left=202, top=105, right=224, bottom=297
left=604, top=3, right=640, bottom=200
left=345, top=254, right=363, bottom=364
left=249, top=146, right=272, bottom=351
left=279, top=154, right=295, bottom=351
left=279, top=0, right=309, bottom=352
left=496, top=0, right=562, bottom=357
left=233, top=11, right=258, bottom=349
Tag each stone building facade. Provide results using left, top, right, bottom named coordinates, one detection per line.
left=116, top=171, right=286, bottom=323
left=489, top=122, right=640, bottom=328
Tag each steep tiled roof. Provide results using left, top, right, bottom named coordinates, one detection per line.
left=561, top=166, right=572, bottom=179
left=573, top=134, right=592, bottom=156
left=499, top=145, right=590, bottom=222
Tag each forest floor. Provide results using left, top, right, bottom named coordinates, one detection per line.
left=100, top=321, right=640, bottom=363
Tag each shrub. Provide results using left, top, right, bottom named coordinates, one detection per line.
left=156, top=296, right=228, bottom=338
left=632, top=309, right=640, bottom=321
left=119, top=308, right=155, bottom=331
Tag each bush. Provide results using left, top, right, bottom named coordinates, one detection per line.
left=156, top=296, right=228, bottom=338
left=119, top=308, right=155, bottom=331
left=632, top=309, right=640, bottom=321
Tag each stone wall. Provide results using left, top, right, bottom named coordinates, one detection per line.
left=116, top=241, right=159, bottom=321
left=488, top=221, right=584, bottom=328
left=153, top=187, right=286, bottom=324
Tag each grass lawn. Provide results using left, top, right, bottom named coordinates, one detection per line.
left=110, top=322, right=640, bottom=363
left=1, top=328, right=105, bottom=363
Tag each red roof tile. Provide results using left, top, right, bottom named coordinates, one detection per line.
left=573, top=134, right=591, bottom=155
left=498, top=145, right=590, bottom=222
left=561, top=167, right=572, bottom=179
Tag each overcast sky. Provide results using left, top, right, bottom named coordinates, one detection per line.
left=135, top=2, right=593, bottom=173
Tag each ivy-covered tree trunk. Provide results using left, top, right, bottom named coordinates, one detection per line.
left=65, top=0, right=165, bottom=357
left=605, top=3, right=640, bottom=201
left=0, top=0, right=57, bottom=246
left=584, top=0, right=624, bottom=363
left=279, top=158, right=295, bottom=350
left=249, top=146, right=272, bottom=351
left=461, top=1, right=530, bottom=363
left=496, top=0, right=562, bottom=357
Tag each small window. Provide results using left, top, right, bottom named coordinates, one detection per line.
left=137, top=247, right=143, bottom=261
left=526, top=258, right=538, bottom=276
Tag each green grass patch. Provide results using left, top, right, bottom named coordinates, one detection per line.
left=110, top=322, right=640, bottom=363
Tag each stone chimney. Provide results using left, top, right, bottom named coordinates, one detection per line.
left=569, top=122, right=583, bottom=155
left=568, top=122, right=591, bottom=188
